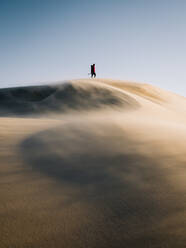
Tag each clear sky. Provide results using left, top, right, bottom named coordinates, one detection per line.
left=1, top=0, right=186, bottom=95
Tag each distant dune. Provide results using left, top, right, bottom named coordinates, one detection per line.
left=0, top=79, right=186, bottom=248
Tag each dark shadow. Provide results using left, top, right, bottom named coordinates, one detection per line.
left=0, top=82, right=140, bottom=117
left=20, top=122, right=186, bottom=248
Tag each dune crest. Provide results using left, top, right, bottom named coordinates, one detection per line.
left=0, top=80, right=140, bottom=116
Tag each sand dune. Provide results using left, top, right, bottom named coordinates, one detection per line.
left=0, top=81, right=139, bottom=116
left=0, top=79, right=186, bottom=248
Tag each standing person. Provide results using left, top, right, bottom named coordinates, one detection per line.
left=90, top=64, right=96, bottom=78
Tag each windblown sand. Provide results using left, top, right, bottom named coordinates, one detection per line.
left=0, top=79, right=186, bottom=248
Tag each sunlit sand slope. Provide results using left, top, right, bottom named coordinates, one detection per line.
left=0, top=79, right=186, bottom=248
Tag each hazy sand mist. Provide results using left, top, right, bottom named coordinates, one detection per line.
left=0, top=79, right=186, bottom=247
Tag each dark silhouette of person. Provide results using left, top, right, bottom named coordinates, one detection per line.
left=90, top=64, right=96, bottom=78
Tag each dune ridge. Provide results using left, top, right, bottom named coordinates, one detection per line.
left=0, top=79, right=186, bottom=248
left=0, top=80, right=140, bottom=116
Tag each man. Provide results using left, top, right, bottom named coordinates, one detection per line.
left=90, top=64, right=96, bottom=78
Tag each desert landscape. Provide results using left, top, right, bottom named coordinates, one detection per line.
left=0, top=79, right=186, bottom=248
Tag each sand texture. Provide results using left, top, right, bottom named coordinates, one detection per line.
left=0, top=79, right=186, bottom=248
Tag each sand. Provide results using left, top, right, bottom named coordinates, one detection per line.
left=0, top=79, right=186, bottom=248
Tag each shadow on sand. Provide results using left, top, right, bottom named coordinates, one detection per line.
left=20, top=121, right=186, bottom=248
left=0, top=82, right=139, bottom=116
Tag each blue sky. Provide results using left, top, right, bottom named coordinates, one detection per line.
left=1, top=0, right=186, bottom=95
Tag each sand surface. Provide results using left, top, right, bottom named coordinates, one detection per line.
left=0, top=79, right=186, bottom=248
